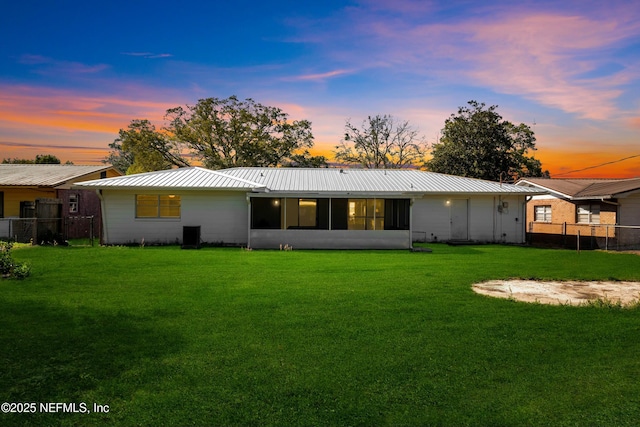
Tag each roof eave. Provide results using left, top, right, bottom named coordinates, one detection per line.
left=571, top=195, right=615, bottom=201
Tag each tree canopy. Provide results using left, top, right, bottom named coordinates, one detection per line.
left=425, top=101, right=546, bottom=181
left=333, top=115, right=427, bottom=169
left=167, top=96, right=325, bottom=169
left=3, top=154, right=67, bottom=164
left=107, top=96, right=326, bottom=173
left=108, top=119, right=189, bottom=174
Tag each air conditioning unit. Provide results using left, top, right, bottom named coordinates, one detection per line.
left=182, top=226, right=201, bottom=249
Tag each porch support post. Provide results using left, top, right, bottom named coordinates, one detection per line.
left=409, top=198, right=414, bottom=249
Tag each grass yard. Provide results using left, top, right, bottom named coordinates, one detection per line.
left=1, top=244, right=640, bottom=426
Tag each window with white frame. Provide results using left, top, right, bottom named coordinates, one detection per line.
left=577, top=204, right=600, bottom=224
left=69, top=194, right=79, bottom=214
left=534, top=205, right=551, bottom=222
left=136, top=195, right=181, bottom=218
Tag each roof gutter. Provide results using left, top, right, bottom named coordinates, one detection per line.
left=600, top=198, right=620, bottom=206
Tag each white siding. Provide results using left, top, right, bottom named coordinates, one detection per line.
left=412, top=196, right=454, bottom=242
left=619, top=193, right=640, bottom=226
left=412, top=194, right=527, bottom=244
left=101, top=190, right=248, bottom=245
left=490, top=195, right=526, bottom=243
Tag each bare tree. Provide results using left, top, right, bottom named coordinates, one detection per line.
left=333, top=115, right=427, bottom=168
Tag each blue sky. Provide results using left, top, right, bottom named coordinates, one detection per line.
left=1, top=0, right=639, bottom=176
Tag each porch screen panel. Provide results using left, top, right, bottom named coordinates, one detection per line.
left=384, top=199, right=410, bottom=230
left=331, top=199, right=349, bottom=230
left=252, top=198, right=282, bottom=229
left=317, top=198, right=330, bottom=230
left=298, top=199, right=317, bottom=227
left=349, top=199, right=367, bottom=230
left=368, top=199, right=384, bottom=230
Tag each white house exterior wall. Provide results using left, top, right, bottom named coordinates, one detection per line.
left=619, top=193, right=640, bottom=226
left=412, top=194, right=527, bottom=244
left=100, top=190, right=248, bottom=245
left=411, top=196, right=451, bottom=242
left=491, top=195, right=526, bottom=243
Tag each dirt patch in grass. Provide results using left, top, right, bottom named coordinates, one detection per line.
left=473, top=280, right=640, bottom=306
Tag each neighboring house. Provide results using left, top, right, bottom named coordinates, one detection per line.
left=75, top=167, right=543, bottom=249
left=516, top=178, right=640, bottom=249
left=0, top=164, right=122, bottom=242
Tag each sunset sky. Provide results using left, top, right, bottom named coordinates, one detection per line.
left=1, top=0, right=639, bottom=177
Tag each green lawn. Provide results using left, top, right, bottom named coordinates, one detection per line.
left=1, top=244, right=640, bottom=426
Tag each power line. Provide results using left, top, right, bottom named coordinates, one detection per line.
left=553, top=153, right=640, bottom=177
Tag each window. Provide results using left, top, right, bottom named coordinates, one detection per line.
left=348, top=199, right=384, bottom=230
left=534, top=205, right=551, bottom=222
left=577, top=204, right=600, bottom=224
left=69, top=194, right=79, bottom=214
left=136, top=195, right=181, bottom=218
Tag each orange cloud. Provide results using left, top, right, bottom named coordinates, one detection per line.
left=537, top=149, right=640, bottom=178
left=0, top=84, right=179, bottom=134
left=628, top=117, right=640, bottom=129
left=0, top=84, right=189, bottom=164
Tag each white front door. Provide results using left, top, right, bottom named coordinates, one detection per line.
left=450, top=199, right=469, bottom=240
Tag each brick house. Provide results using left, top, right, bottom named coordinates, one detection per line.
left=516, top=178, right=640, bottom=249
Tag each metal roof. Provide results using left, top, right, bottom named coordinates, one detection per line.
left=76, top=166, right=544, bottom=195
left=0, top=164, right=117, bottom=187
left=223, top=167, right=542, bottom=194
left=517, top=178, right=640, bottom=199
left=75, top=167, right=266, bottom=190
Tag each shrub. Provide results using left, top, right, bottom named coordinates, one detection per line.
left=0, top=241, right=31, bottom=280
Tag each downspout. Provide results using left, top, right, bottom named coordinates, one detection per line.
left=96, top=189, right=107, bottom=245
left=246, top=195, right=251, bottom=249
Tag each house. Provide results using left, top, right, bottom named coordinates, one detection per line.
left=516, top=178, right=640, bottom=249
left=0, top=164, right=122, bottom=242
left=74, top=167, right=543, bottom=249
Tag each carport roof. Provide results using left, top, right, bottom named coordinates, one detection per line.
left=0, top=164, right=118, bottom=187
left=75, top=166, right=545, bottom=195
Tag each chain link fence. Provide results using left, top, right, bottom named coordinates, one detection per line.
left=527, top=222, right=640, bottom=251
left=0, top=216, right=97, bottom=246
